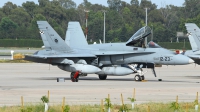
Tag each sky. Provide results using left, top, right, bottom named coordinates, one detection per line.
left=0, top=0, right=185, bottom=8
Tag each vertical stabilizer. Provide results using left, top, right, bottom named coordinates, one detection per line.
left=188, top=35, right=198, bottom=51
left=185, top=23, right=200, bottom=51
left=65, top=22, right=88, bottom=48
left=37, top=21, right=72, bottom=52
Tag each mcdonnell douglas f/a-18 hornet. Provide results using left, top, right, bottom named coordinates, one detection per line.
left=183, top=23, right=200, bottom=64
left=24, top=21, right=194, bottom=82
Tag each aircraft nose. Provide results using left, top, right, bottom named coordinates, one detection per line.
left=188, top=59, right=194, bottom=64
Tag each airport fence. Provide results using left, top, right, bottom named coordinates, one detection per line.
left=1, top=89, right=198, bottom=112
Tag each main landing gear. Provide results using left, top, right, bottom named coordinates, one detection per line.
left=134, top=75, right=145, bottom=81
left=128, top=64, right=146, bottom=81
left=70, top=71, right=80, bottom=82
left=134, top=67, right=157, bottom=81
left=134, top=68, right=145, bottom=81
left=98, top=75, right=107, bottom=80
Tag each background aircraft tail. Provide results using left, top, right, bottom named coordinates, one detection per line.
left=185, top=23, right=200, bottom=51
left=37, top=21, right=72, bottom=52
left=188, top=35, right=199, bottom=51
left=65, top=22, right=88, bottom=48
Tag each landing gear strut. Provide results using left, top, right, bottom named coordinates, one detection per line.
left=71, top=71, right=80, bottom=82
left=128, top=64, right=146, bottom=81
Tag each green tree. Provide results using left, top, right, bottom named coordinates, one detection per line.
left=184, top=0, right=200, bottom=18
left=140, top=0, right=157, bottom=10
left=2, top=2, right=17, bottom=15
left=130, top=0, right=139, bottom=6
left=0, top=17, right=18, bottom=38
left=148, top=10, right=164, bottom=23
left=107, top=0, right=122, bottom=11
left=0, top=0, right=197, bottom=43
left=31, top=14, right=46, bottom=27
left=57, top=0, right=76, bottom=9
left=9, top=8, right=31, bottom=26
left=38, top=0, right=50, bottom=7
left=83, top=0, right=92, bottom=8
left=22, top=1, right=38, bottom=18
left=30, top=14, right=46, bottom=39
left=0, top=10, right=5, bottom=21
left=0, top=17, right=18, bottom=31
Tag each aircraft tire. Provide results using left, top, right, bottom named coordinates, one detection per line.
left=141, top=76, right=145, bottom=80
left=135, top=75, right=142, bottom=81
left=98, top=75, right=107, bottom=80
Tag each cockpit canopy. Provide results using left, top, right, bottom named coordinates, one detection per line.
left=148, top=41, right=162, bottom=48
left=126, top=26, right=151, bottom=46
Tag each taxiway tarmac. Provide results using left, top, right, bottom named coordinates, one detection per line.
left=0, top=63, right=199, bottom=106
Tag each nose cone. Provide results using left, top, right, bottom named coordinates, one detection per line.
left=174, top=54, right=194, bottom=65
left=189, top=59, right=194, bottom=64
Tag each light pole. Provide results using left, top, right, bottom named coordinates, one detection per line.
left=145, top=8, right=148, bottom=26
left=151, top=25, right=153, bottom=41
left=102, top=10, right=106, bottom=43
left=144, top=8, right=149, bottom=47
left=84, top=9, right=90, bottom=41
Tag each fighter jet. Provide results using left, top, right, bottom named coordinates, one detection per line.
left=24, top=21, right=194, bottom=82
left=183, top=23, right=200, bottom=64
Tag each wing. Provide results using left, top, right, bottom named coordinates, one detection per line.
left=24, top=52, right=96, bottom=64
left=94, top=51, right=155, bottom=55
left=25, top=53, right=96, bottom=59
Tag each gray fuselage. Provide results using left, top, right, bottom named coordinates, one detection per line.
left=70, top=43, right=192, bottom=66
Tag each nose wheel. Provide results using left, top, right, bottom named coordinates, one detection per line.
left=71, top=71, right=80, bottom=82
left=134, top=75, right=145, bottom=81
left=135, top=75, right=141, bottom=81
